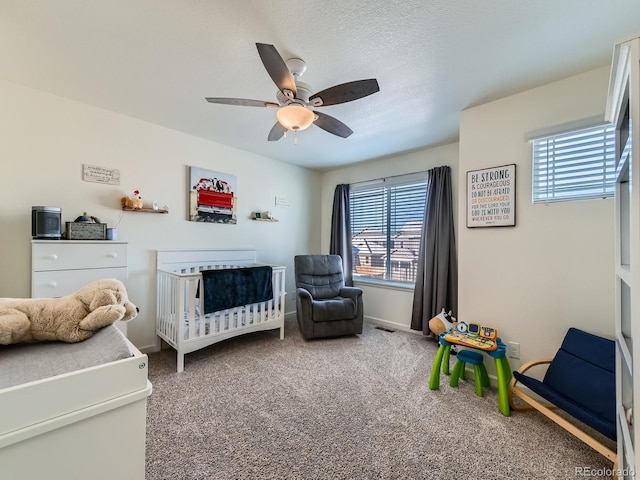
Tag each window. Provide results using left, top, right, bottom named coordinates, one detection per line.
left=532, top=123, right=616, bottom=203
left=350, top=174, right=427, bottom=285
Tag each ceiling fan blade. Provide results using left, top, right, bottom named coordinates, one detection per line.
left=309, top=79, right=379, bottom=107
left=268, top=121, right=287, bottom=141
left=256, top=43, right=297, bottom=97
left=205, top=97, right=279, bottom=108
left=313, top=112, right=353, bottom=138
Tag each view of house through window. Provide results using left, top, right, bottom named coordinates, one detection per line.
left=349, top=175, right=427, bottom=285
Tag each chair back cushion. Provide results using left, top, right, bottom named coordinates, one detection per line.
left=294, top=255, right=345, bottom=299
left=543, top=327, right=615, bottom=426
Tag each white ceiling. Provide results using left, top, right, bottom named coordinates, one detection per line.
left=1, top=1, right=639, bottom=171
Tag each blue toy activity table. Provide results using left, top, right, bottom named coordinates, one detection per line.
left=429, top=333, right=512, bottom=416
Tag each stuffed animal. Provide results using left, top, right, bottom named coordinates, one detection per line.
left=428, top=308, right=455, bottom=336
left=121, top=189, right=143, bottom=209
left=0, top=279, right=138, bottom=345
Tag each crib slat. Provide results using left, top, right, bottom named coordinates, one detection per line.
left=177, top=277, right=185, bottom=346
left=172, top=275, right=178, bottom=342
left=187, top=279, right=196, bottom=339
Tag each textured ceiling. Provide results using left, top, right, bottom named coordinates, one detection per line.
left=1, top=1, right=639, bottom=171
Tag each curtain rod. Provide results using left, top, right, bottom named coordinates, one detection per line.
left=349, top=170, right=429, bottom=187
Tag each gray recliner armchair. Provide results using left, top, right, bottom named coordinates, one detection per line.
left=294, top=254, right=363, bottom=340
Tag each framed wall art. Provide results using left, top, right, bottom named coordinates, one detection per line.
left=467, top=164, right=516, bottom=228
left=188, top=166, right=238, bottom=224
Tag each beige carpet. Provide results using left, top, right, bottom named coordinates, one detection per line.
left=145, top=317, right=614, bottom=479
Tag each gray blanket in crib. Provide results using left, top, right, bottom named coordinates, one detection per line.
left=0, top=325, right=133, bottom=389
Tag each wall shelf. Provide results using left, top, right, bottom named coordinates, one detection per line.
left=251, top=218, right=278, bottom=222
left=122, top=207, right=169, bottom=214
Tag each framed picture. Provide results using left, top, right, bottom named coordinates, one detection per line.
left=189, top=166, right=238, bottom=224
left=467, top=164, right=516, bottom=228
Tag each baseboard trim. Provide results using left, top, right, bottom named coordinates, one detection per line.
left=286, top=311, right=420, bottom=336
left=139, top=344, right=160, bottom=354
left=364, top=316, right=422, bottom=336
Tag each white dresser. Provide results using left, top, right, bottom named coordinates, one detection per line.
left=31, top=240, right=129, bottom=334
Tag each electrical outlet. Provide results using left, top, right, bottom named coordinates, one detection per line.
left=508, top=342, right=520, bottom=359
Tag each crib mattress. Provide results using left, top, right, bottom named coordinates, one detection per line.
left=0, top=324, right=133, bottom=389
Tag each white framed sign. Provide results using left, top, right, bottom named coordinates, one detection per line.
left=83, top=164, right=120, bottom=185
left=467, top=164, right=516, bottom=228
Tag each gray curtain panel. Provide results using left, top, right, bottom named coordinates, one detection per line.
left=411, top=166, right=458, bottom=335
left=329, top=184, right=353, bottom=286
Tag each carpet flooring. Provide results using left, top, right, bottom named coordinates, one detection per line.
left=145, top=317, right=615, bottom=479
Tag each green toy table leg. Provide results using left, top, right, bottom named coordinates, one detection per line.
left=494, top=357, right=511, bottom=416
left=442, top=345, right=451, bottom=375
left=478, top=363, right=490, bottom=387
left=472, top=365, right=484, bottom=397
left=449, top=360, right=465, bottom=387
left=429, top=344, right=447, bottom=390
left=501, top=357, right=512, bottom=384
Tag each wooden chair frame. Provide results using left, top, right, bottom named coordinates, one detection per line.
left=508, top=359, right=618, bottom=479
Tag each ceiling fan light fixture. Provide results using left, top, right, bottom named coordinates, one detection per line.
left=276, top=105, right=315, bottom=131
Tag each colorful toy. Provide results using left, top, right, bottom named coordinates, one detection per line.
left=121, top=189, right=143, bottom=209
left=480, top=325, right=497, bottom=340
left=443, top=321, right=498, bottom=351
left=428, top=308, right=455, bottom=336
left=467, top=322, right=480, bottom=336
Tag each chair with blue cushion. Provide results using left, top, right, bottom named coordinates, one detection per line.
left=508, top=328, right=617, bottom=475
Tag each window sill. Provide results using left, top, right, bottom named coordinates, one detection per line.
left=353, top=278, right=415, bottom=292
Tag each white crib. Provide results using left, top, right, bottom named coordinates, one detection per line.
left=156, top=249, right=286, bottom=372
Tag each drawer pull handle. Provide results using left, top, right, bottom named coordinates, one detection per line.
left=48, top=281, right=57, bottom=288
left=48, top=254, right=58, bottom=261
left=108, top=252, right=118, bottom=258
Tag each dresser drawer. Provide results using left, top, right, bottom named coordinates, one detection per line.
left=31, top=268, right=128, bottom=298
left=32, top=242, right=127, bottom=272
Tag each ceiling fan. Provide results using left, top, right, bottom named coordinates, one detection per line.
left=205, top=43, right=380, bottom=141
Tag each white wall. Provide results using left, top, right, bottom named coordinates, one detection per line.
left=0, top=65, right=615, bottom=362
left=458, top=65, right=615, bottom=369
left=320, top=143, right=459, bottom=331
left=318, top=66, right=614, bottom=371
left=0, top=79, right=321, bottom=351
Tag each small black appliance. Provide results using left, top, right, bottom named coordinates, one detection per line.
left=32, top=206, right=62, bottom=239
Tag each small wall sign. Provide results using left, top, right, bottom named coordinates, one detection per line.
left=467, top=164, right=516, bottom=228
left=83, top=164, right=121, bottom=185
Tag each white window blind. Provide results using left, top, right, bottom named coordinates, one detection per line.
left=532, top=123, right=616, bottom=203
left=350, top=175, right=427, bottom=284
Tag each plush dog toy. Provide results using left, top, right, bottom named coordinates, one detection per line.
left=0, top=279, right=138, bottom=345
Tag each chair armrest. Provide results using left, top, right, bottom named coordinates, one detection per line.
left=508, top=358, right=554, bottom=411
left=339, top=286, right=362, bottom=300
left=515, top=358, right=553, bottom=375
left=297, top=287, right=313, bottom=300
